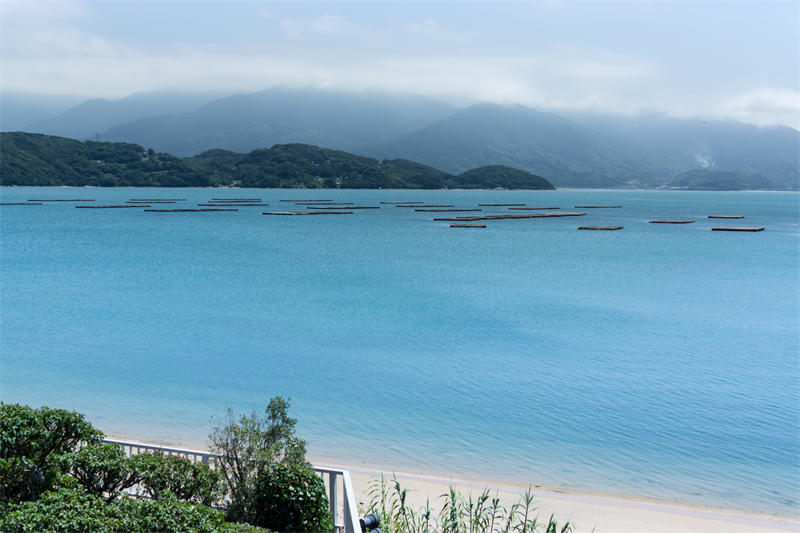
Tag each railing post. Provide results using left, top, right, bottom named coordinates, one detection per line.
left=328, top=472, right=339, bottom=529
left=342, top=471, right=359, bottom=533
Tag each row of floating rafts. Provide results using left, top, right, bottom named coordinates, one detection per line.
left=0, top=198, right=767, bottom=232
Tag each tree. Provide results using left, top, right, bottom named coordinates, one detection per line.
left=209, top=397, right=308, bottom=523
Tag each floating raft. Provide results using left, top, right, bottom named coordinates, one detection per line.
left=381, top=201, right=424, bottom=204
left=307, top=206, right=378, bottom=210
left=279, top=199, right=333, bottom=202
left=145, top=208, right=237, bottom=212
left=433, top=212, right=585, bottom=222
left=578, top=226, right=624, bottom=230
left=0, top=202, right=42, bottom=205
left=126, top=200, right=176, bottom=204
left=478, top=203, right=526, bottom=206
left=129, top=198, right=186, bottom=201
left=76, top=205, right=149, bottom=208
left=29, top=199, right=95, bottom=202
left=294, top=202, right=353, bottom=205
left=211, top=198, right=261, bottom=201
left=650, top=220, right=695, bottom=224
left=450, top=224, right=486, bottom=228
left=712, top=227, right=764, bottom=232
left=708, top=215, right=744, bottom=219
left=415, top=208, right=482, bottom=212
left=396, top=204, right=454, bottom=208
left=508, top=207, right=560, bottom=210
left=198, top=203, right=270, bottom=206
left=263, top=211, right=353, bottom=215
left=574, top=205, right=622, bottom=208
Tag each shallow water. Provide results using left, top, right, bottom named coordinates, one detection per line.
left=1, top=187, right=798, bottom=515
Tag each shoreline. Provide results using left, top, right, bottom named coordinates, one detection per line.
left=106, top=432, right=798, bottom=533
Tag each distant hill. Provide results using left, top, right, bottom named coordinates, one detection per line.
left=666, top=169, right=774, bottom=191
left=0, top=132, right=554, bottom=190
left=0, top=132, right=211, bottom=187
left=25, top=90, right=228, bottom=141
left=366, top=103, right=663, bottom=188
left=101, top=88, right=456, bottom=157
left=0, top=93, right=84, bottom=132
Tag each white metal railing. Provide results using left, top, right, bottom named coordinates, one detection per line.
left=102, top=438, right=360, bottom=533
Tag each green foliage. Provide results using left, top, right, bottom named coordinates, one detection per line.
left=69, top=443, right=138, bottom=502
left=666, top=168, right=775, bottom=191
left=0, top=485, right=268, bottom=533
left=0, top=403, right=102, bottom=503
left=252, top=462, right=332, bottom=533
left=1, top=132, right=556, bottom=190
left=130, top=451, right=222, bottom=506
left=209, top=397, right=309, bottom=523
left=366, top=475, right=574, bottom=533
left=452, top=165, right=554, bottom=190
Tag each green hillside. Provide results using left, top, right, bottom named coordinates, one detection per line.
left=666, top=169, right=775, bottom=191
left=0, top=132, right=554, bottom=190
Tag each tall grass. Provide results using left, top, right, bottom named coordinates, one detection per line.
left=365, top=475, right=574, bottom=533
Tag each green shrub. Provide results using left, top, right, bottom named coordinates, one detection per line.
left=0, top=485, right=270, bottom=533
left=209, top=396, right=308, bottom=522
left=0, top=403, right=102, bottom=503
left=70, top=443, right=138, bottom=502
left=252, top=462, right=332, bottom=533
left=131, top=451, right=222, bottom=506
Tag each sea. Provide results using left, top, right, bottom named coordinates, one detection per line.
left=1, top=187, right=798, bottom=516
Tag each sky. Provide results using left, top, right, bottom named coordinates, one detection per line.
left=1, top=0, right=798, bottom=128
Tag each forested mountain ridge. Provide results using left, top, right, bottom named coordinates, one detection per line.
left=0, top=132, right=554, bottom=190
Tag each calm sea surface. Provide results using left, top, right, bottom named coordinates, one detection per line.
left=1, top=187, right=798, bottom=515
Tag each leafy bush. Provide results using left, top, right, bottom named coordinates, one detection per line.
left=366, top=475, right=574, bottom=533
left=209, top=396, right=308, bottom=522
left=69, top=443, right=138, bottom=502
left=0, top=403, right=102, bottom=503
left=0, top=485, right=268, bottom=533
left=130, top=451, right=222, bottom=506
left=252, top=462, right=332, bottom=533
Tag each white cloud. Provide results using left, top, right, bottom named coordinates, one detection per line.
left=311, top=14, right=347, bottom=35
left=710, top=88, right=800, bottom=129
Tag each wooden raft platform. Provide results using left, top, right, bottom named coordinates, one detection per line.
left=0, top=202, right=42, bottom=205
left=433, top=212, right=585, bottom=222
left=578, top=226, right=624, bottom=230
left=508, top=207, right=560, bottom=210
left=211, top=198, right=261, bottom=201
left=294, top=202, right=353, bottom=205
left=708, top=215, right=744, bottom=219
left=381, top=201, right=423, bottom=204
left=127, top=200, right=177, bottom=204
left=130, top=198, right=186, bottom=201
left=29, top=199, right=95, bottom=202
left=76, top=205, right=150, bottom=208
left=649, top=220, right=695, bottom=224
left=712, top=227, right=764, bottom=232
left=415, top=208, right=482, bottom=212
left=263, top=211, right=353, bottom=215
left=396, top=204, right=454, bottom=208
left=450, top=224, right=486, bottom=228
left=279, top=199, right=333, bottom=202
left=478, top=203, right=526, bottom=206
left=145, top=208, right=237, bottom=212
left=574, top=205, right=622, bottom=208
left=198, top=203, right=271, bottom=206
left=307, top=206, right=378, bottom=210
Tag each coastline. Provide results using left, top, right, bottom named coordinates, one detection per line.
left=106, top=432, right=798, bottom=533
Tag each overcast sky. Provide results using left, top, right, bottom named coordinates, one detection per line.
left=1, top=0, right=798, bottom=128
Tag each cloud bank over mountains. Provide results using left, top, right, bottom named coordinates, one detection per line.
left=1, top=0, right=797, bottom=129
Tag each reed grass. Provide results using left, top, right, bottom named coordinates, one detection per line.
left=365, top=475, right=574, bottom=533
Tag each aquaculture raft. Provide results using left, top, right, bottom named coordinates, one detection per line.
left=76, top=205, right=150, bottom=208
left=450, top=224, right=486, bottom=228
left=263, top=211, right=353, bottom=215
left=0, top=202, right=42, bottom=205
left=574, top=205, right=622, bottom=208
left=650, top=220, right=695, bottom=224
left=478, top=203, right=526, bottom=206
left=578, top=226, right=624, bottom=230
left=708, top=215, right=744, bottom=219
left=712, top=227, right=764, bottom=232
left=415, top=208, right=482, bottom=212
left=144, top=208, right=237, bottom=212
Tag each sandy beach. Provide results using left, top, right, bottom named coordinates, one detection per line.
left=317, top=459, right=799, bottom=533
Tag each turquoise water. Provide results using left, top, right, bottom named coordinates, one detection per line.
left=1, top=187, right=798, bottom=515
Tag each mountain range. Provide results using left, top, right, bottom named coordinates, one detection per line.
left=3, top=88, right=797, bottom=190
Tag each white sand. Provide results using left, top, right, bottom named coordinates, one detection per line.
left=324, top=462, right=799, bottom=533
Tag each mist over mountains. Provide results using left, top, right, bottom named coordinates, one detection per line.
left=3, top=87, right=798, bottom=190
